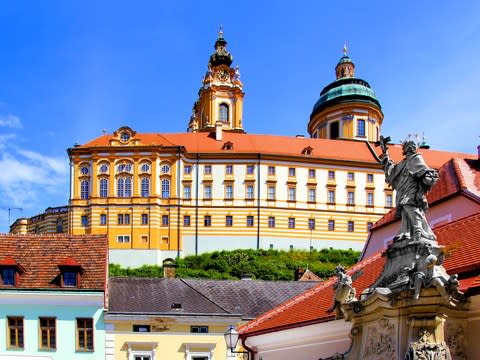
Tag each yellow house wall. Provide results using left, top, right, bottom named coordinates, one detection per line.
left=109, top=320, right=237, bottom=360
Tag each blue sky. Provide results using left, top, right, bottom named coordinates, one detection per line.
left=0, top=1, right=479, bottom=231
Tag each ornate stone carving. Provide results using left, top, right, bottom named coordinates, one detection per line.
left=405, top=329, right=451, bottom=360
left=446, top=325, right=466, bottom=360
left=408, top=243, right=459, bottom=302
left=363, top=318, right=395, bottom=359
left=327, top=265, right=357, bottom=319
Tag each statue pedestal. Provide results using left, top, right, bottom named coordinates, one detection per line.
left=341, top=287, right=468, bottom=359
left=328, top=236, right=468, bottom=360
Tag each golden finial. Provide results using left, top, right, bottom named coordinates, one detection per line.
left=343, top=41, right=348, bottom=56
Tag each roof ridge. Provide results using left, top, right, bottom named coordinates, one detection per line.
left=180, top=279, right=231, bottom=314
left=434, top=212, right=480, bottom=232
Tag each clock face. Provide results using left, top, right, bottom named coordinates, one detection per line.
left=217, top=69, right=229, bottom=82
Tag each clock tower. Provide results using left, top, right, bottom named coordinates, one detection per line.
left=188, top=28, right=245, bottom=133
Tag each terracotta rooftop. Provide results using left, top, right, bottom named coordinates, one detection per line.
left=109, top=277, right=318, bottom=319
left=372, top=157, right=480, bottom=230
left=0, top=234, right=107, bottom=291
left=76, top=131, right=474, bottom=168
left=240, top=212, right=480, bottom=336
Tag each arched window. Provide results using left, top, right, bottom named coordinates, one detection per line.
left=80, top=180, right=89, bottom=199
left=99, top=178, right=109, bottom=198
left=218, top=103, right=229, bottom=122
left=141, top=177, right=150, bottom=197
left=117, top=176, right=132, bottom=198
left=161, top=179, right=170, bottom=199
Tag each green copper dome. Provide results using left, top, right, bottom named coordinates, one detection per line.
left=337, top=55, right=353, bottom=64
left=209, top=30, right=233, bottom=67
left=310, top=77, right=381, bottom=119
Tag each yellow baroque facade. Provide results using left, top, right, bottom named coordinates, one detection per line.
left=10, top=31, right=460, bottom=266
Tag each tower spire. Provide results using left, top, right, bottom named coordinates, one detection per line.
left=335, top=43, right=355, bottom=80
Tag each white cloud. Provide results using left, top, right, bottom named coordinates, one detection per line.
left=0, top=137, right=68, bottom=221
left=0, top=114, right=23, bottom=129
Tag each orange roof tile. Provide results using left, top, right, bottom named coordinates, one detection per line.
left=240, top=212, right=480, bottom=336
left=75, top=131, right=475, bottom=166
left=239, top=252, right=385, bottom=336
left=0, top=234, right=107, bottom=291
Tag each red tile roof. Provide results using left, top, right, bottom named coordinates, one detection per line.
left=372, top=158, right=480, bottom=230
left=240, top=212, right=480, bottom=336
left=76, top=132, right=475, bottom=167
left=0, top=234, right=107, bottom=291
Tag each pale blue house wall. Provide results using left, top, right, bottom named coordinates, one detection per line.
left=0, top=291, right=105, bottom=360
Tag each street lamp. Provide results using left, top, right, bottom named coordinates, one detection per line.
left=224, top=325, right=250, bottom=359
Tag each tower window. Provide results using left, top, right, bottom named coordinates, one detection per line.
left=218, top=103, right=229, bottom=122
left=330, top=121, right=339, bottom=139
left=357, top=119, right=366, bottom=137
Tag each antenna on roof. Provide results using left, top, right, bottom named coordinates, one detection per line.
left=102, top=129, right=107, bottom=134
left=0, top=206, right=23, bottom=227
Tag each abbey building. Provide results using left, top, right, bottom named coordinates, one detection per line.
left=10, top=31, right=463, bottom=266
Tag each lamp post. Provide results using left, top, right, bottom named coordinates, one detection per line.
left=224, top=325, right=250, bottom=359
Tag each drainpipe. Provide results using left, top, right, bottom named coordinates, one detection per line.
left=256, top=154, right=261, bottom=250
left=177, top=147, right=181, bottom=258
left=195, top=154, right=200, bottom=255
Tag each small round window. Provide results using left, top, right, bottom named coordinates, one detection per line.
left=80, top=166, right=89, bottom=175
left=125, top=163, right=132, bottom=172
left=141, top=163, right=150, bottom=173
left=99, top=164, right=109, bottom=173
left=161, top=164, right=170, bottom=174
left=120, top=132, right=130, bottom=142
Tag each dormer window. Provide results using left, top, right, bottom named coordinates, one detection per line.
left=0, top=257, right=25, bottom=286
left=222, top=141, right=234, bottom=150
left=63, top=271, right=78, bottom=287
left=58, top=257, right=83, bottom=288
left=1, top=268, right=15, bottom=286
left=302, top=146, right=313, bottom=155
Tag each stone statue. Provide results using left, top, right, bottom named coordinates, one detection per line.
left=328, top=265, right=357, bottom=319
left=378, top=137, right=439, bottom=242
left=409, top=243, right=459, bottom=302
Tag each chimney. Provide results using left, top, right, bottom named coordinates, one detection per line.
left=294, top=268, right=305, bottom=281
left=240, top=273, right=253, bottom=280
left=215, top=121, right=223, bottom=141
left=162, top=258, right=176, bottom=279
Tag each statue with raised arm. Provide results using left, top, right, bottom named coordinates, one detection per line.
left=328, top=265, right=357, bottom=319
left=378, top=137, right=439, bottom=243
